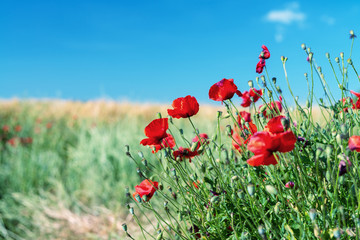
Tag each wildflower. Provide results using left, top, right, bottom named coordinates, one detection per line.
left=259, top=45, right=270, bottom=59
left=14, top=125, right=21, bottom=132
left=140, top=118, right=175, bottom=152
left=246, top=116, right=296, bottom=166
left=350, top=90, right=360, bottom=109
left=209, top=78, right=242, bottom=102
left=167, top=95, right=199, bottom=118
left=235, top=111, right=257, bottom=135
left=256, top=59, right=266, bottom=74
left=7, top=137, right=18, bottom=147
left=2, top=125, right=9, bottom=132
left=348, top=135, right=360, bottom=152
left=340, top=97, right=354, bottom=112
left=20, top=137, right=33, bottom=145
left=173, top=147, right=198, bottom=162
left=240, top=88, right=263, bottom=107
left=259, top=99, right=283, bottom=118
left=132, top=179, right=159, bottom=202
left=285, top=181, right=295, bottom=188
left=339, top=159, right=352, bottom=176
left=193, top=181, right=199, bottom=189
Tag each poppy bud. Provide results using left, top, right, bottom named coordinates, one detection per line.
left=267, top=90, right=272, bottom=98
left=335, top=57, right=340, bottom=63
left=314, top=224, right=320, bottom=238
left=272, top=77, right=276, bottom=84
left=347, top=58, right=353, bottom=65
left=325, top=145, right=333, bottom=158
left=142, top=159, right=148, bottom=167
left=247, top=80, right=254, bottom=88
left=142, top=195, right=148, bottom=202
left=325, top=52, right=330, bottom=59
left=247, top=183, right=255, bottom=196
left=301, top=43, right=306, bottom=50
left=130, top=207, right=135, bottom=215
left=179, top=129, right=183, bottom=135
left=285, top=181, right=295, bottom=189
left=280, top=117, right=290, bottom=131
left=265, top=185, right=277, bottom=195
left=309, top=208, right=317, bottom=221
left=281, top=56, right=285, bottom=62
left=190, top=141, right=199, bottom=152
left=255, top=76, right=260, bottom=84
left=276, top=86, right=282, bottom=94
left=259, top=104, right=267, bottom=113
left=350, top=30, right=356, bottom=39
left=304, top=72, right=308, bottom=77
left=226, top=125, right=232, bottom=136
left=317, top=66, right=322, bottom=73
left=340, top=52, right=344, bottom=60
left=157, top=112, right=162, bottom=119
left=308, top=52, right=313, bottom=63
left=168, top=116, right=173, bottom=124
left=122, top=223, right=128, bottom=232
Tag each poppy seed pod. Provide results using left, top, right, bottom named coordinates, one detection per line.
left=247, top=183, right=255, bottom=196
left=347, top=58, right=353, bottom=65
left=122, top=223, right=128, bottom=232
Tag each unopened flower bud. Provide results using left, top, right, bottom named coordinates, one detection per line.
left=308, top=52, right=313, bottom=63
left=217, top=111, right=222, bottom=118
left=309, top=209, right=317, bottom=221
left=347, top=58, right=353, bottom=65
left=285, top=181, right=295, bottom=188
left=255, top=76, right=260, bottom=84
left=274, top=202, right=281, bottom=215
left=267, top=90, right=272, bottom=98
left=304, top=72, right=308, bottom=78
left=335, top=57, right=340, bottom=63
left=350, top=30, right=356, bottom=39
left=247, top=183, right=255, bottom=196
left=130, top=207, right=135, bottom=215
left=226, top=125, right=232, bottom=136
left=122, top=223, right=128, bottom=232
left=325, top=52, right=330, bottom=59
left=281, top=56, right=285, bottom=62
left=156, top=230, right=163, bottom=240
left=272, top=77, right=276, bottom=84
left=317, top=66, right=322, bottom=73
left=340, top=52, right=344, bottom=60
left=138, top=151, right=144, bottom=159
left=248, top=80, right=254, bottom=88
left=265, top=185, right=278, bottom=195
left=301, top=43, right=306, bottom=50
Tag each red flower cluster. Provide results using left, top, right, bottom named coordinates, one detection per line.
left=209, top=78, right=241, bottom=102
left=350, top=90, right=360, bottom=109
left=232, top=111, right=256, bottom=152
left=246, top=116, right=296, bottom=166
left=133, top=179, right=159, bottom=202
left=240, top=88, right=263, bottom=107
left=140, top=118, right=175, bottom=152
left=256, top=45, right=270, bottom=74
left=167, top=95, right=199, bottom=118
left=192, top=133, right=209, bottom=150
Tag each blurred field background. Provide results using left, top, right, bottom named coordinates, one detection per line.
left=0, top=99, right=223, bottom=240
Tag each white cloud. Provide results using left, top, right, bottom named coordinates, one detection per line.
left=266, top=10, right=306, bottom=24
left=321, top=15, right=335, bottom=25
left=264, top=2, right=306, bottom=42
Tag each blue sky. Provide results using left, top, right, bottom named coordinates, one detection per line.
left=0, top=0, right=359, bottom=104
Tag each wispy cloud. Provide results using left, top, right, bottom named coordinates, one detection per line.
left=264, top=2, right=306, bottom=42
left=321, top=15, right=335, bottom=25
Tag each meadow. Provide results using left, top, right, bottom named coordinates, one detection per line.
left=0, top=99, right=221, bottom=239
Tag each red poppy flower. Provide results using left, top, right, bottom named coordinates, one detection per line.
left=259, top=45, right=270, bottom=59
left=167, top=95, right=199, bottom=118
left=259, top=101, right=283, bottom=118
left=20, top=137, right=33, bottom=145
left=256, top=59, right=266, bottom=74
left=349, top=135, right=360, bottom=152
left=264, top=115, right=287, bottom=134
left=246, top=130, right=296, bottom=166
left=235, top=111, right=257, bottom=135
left=7, top=137, right=18, bottom=147
left=209, top=78, right=242, bottom=102
left=173, top=147, right=198, bottom=162
left=350, top=90, right=360, bottom=109
left=2, top=125, right=9, bottom=132
left=14, top=125, right=22, bottom=132
left=193, top=181, right=200, bottom=189
left=140, top=118, right=175, bottom=152
left=132, top=179, right=159, bottom=202
left=240, top=88, right=263, bottom=107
